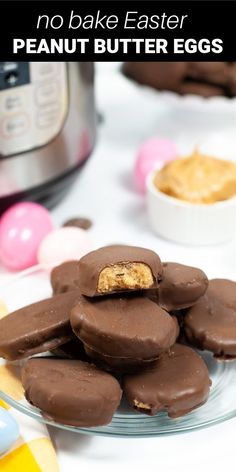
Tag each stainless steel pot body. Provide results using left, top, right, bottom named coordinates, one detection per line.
left=0, top=62, right=96, bottom=207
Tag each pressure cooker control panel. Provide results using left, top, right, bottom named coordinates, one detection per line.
left=0, top=62, right=68, bottom=157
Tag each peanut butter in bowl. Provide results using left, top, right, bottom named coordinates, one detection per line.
left=153, top=150, right=236, bottom=204
left=147, top=150, right=236, bottom=245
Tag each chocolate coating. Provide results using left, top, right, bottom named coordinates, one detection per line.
left=84, top=344, right=159, bottom=373
left=22, top=358, right=122, bottom=427
left=0, top=291, right=81, bottom=360
left=51, top=261, right=80, bottom=294
left=123, top=62, right=235, bottom=97
left=78, top=245, right=162, bottom=297
left=184, top=279, right=236, bottom=358
left=124, top=344, right=211, bottom=418
left=85, top=316, right=180, bottom=373
left=158, top=262, right=208, bottom=311
left=71, top=295, right=178, bottom=360
left=63, top=217, right=92, bottom=230
left=52, top=336, right=88, bottom=360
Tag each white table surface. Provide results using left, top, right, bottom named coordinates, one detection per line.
left=2, top=62, right=236, bottom=471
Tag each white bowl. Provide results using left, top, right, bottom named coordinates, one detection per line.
left=146, top=171, right=236, bottom=246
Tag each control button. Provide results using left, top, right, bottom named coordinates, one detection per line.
left=4, top=94, right=23, bottom=112
left=2, top=113, right=29, bottom=137
left=5, top=72, right=18, bottom=87
left=0, top=63, right=30, bottom=90
left=36, top=82, right=59, bottom=106
left=39, top=63, right=58, bottom=76
left=37, top=108, right=60, bottom=128
left=32, top=63, right=59, bottom=81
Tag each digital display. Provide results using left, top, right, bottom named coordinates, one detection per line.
left=0, top=62, right=30, bottom=90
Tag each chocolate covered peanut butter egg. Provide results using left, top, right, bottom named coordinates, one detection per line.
left=71, top=295, right=178, bottom=361
left=124, top=344, right=211, bottom=418
left=22, top=358, right=122, bottom=427
left=78, top=245, right=162, bottom=297
left=184, top=279, right=236, bottom=359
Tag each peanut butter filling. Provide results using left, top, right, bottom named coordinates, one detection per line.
left=133, top=399, right=151, bottom=412
left=97, top=263, right=154, bottom=293
left=154, top=150, right=236, bottom=204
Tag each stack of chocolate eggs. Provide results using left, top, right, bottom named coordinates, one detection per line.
left=1, top=244, right=235, bottom=427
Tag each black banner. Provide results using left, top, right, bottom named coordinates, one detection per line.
left=0, top=1, right=235, bottom=61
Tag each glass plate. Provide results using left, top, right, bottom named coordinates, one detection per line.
left=1, top=265, right=236, bottom=438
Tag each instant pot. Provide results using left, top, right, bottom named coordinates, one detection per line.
left=0, top=62, right=96, bottom=213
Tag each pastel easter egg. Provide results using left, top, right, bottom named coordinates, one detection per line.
left=0, top=407, right=19, bottom=455
left=0, top=202, right=54, bottom=271
left=37, top=227, right=92, bottom=268
left=134, top=138, right=177, bottom=193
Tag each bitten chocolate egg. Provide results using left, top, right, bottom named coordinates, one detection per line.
left=78, top=245, right=163, bottom=297
left=22, top=358, right=122, bottom=427
left=184, top=279, right=236, bottom=359
left=124, top=344, right=211, bottom=418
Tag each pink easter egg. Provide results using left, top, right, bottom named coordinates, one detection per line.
left=0, top=202, right=54, bottom=270
left=134, top=138, right=177, bottom=193
left=37, top=227, right=92, bottom=268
